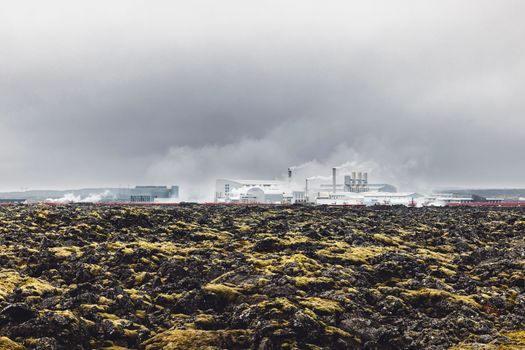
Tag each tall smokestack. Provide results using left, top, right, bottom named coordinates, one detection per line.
left=305, top=178, right=309, bottom=202
left=287, top=168, right=292, bottom=188
left=332, top=167, right=337, bottom=193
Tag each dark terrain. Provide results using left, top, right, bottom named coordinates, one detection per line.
left=0, top=204, right=524, bottom=349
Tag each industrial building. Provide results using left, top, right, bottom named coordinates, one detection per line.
left=115, top=186, right=179, bottom=203
left=422, top=195, right=504, bottom=207
left=215, top=179, right=295, bottom=204
left=344, top=171, right=369, bottom=192
left=314, top=191, right=419, bottom=206
left=215, top=167, right=406, bottom=206
left=305, top=168, right=414, bottom=206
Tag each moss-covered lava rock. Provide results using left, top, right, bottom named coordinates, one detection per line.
left=0, top=204, right=524, bottom=349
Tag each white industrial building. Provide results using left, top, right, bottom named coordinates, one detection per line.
left=314, top=191, right=418, bottom=206
left=215, top=179, right=304, bottom=204
left=305, top=168, right=417, bottom=206
left=215, top=167, right=415, bottom=206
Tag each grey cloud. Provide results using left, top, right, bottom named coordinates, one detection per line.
left=1, top=1, right=524, bottom=194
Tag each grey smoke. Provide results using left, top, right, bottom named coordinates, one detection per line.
left=1, top=1, right=524, bottom=199
left=46, top=190, right=113, bottom=203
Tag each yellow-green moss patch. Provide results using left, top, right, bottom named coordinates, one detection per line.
left=49, top=246, right=83, bottom=258
left=203, top=283, right=240, bottom=300
left=0, top=337, right=26, bottom=350
left=299, top=297, right=343, bottom=314
left=317, top=242, right=388, bottom=264
left=294, top=276, right=333, bottom=288
left=142, top=329, right=252, bottom=350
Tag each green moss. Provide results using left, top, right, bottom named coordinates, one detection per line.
left=258, top=297, right=298, bottom=314
left=80, top=304, right=107, bottom=312
left=279, top=254, right=322, bottom=271
left=248, top=253, right=324, bottom=276
left=324, top=326, right=353, bottom=338
left=451, top=330, right=525, bottom=349
left=0, top=269, right=57, bottom=300
left=294, top=276, right=333, bottom=288
left=299, top=297, right=343, bottom=314
left=142, top=329, right=251, bottom=350
left=0, top=270, right=25, bottom=300
left=238, top=225, right=251, bottom=232
left=34, top=209, right=50, bottom=220
left=504, top=330, right=525, bottom=345
left=122, top=247, right=134, bottom=255
left=82, top=263, right=102, bottom=275
left=514, top=221, right=525, bottom=228
left=415, top=248, right=454, bottom=264
left=98, top=296, right=112, bottom=305
left=124, top=328, right=139, bottom=338
left=439, top=266, right=456, bottom=276
left=49, top=246, right=83, bottom=258
left=202, top=283, right=240, bottom=301
left=372, top=233, right=402, bottom=246
left=98, top=312, right=124, bottom=322
left=108, top=240, right=192, bottom=258
left=88, top=210, right=103, bottom=220
left=317, top=242, right=388, bottom=264
left=0, top=337, right=25, bottom=350
left=134, top=271, right=148, bottom=284
left=194, top=314, right=217, bottom=327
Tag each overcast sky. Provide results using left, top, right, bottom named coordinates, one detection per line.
left=1, top=1, right=524, bottom=199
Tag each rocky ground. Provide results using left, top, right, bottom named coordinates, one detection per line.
left=0, top=204, right=524, bottom=350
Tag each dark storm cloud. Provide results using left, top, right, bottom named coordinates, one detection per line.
left=1, top=1, right=525, bottom=197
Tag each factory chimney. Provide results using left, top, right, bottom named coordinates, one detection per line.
left=332, top=167, right=337, bottom=193
left=287, top=168, right=292, bottom=188
left=305, top=178, right=309, bottom=202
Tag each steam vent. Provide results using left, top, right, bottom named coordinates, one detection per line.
left=0, top=204, right=524, bottom=349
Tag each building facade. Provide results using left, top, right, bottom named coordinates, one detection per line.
left=115, top=186, right=179, bottom=203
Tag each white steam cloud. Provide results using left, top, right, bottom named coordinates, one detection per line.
left=46, top=190, right=112, bottom=203
left=146, top=134, right=391, bottom=202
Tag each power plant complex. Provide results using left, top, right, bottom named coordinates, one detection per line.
left=215, top=167, right=418, bottom=206
left=214, top=167, right=525, bottom=207
left=2, top=166, right=524, bottom=207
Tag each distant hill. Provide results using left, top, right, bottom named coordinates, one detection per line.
left=0, top=188, right=119, bottom=201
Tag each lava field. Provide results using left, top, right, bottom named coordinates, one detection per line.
left=0, top=204, right=524, bottom=350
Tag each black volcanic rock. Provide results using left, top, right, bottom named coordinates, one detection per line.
left=0, top=204, right=523, bottom=349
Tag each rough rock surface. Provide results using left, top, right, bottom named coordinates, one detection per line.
left=0, top=204, right=524, bottom=349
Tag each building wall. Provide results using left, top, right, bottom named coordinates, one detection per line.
left=116, top=186, right=178, bottom=202
left=215, top=179, right=287, bottom=202
left=215, top=179, right=243, bottom=201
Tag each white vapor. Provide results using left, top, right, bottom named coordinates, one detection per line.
left=46, top=190, right=112, bottom=203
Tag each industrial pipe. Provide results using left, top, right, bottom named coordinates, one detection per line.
left=332, top=167, right=337, bottom=193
